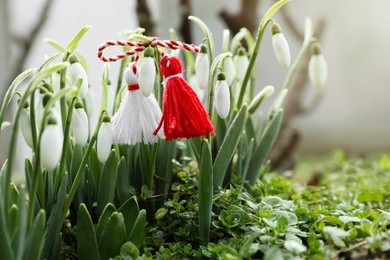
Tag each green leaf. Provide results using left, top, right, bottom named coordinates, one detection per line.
left=97, top=150, right=118, bottom=216
left=120, top=241, right=140, bottom=259
left=155, top=208, right=168, bottom=220
left=14, top=185, right=27, bottom=260
left=41, top=174, right=68, bottom=260
left=190, top=137, right=202, bottom=163
left=89, top=147, right=101, bottom=193
left=99, top=212, right=127, bottom=260
left=199, top=139, right=213, bottom=245
left=264, top=246, right=283, bottom=260
left=118, top=196, right=140, bottom=238
left=78, top=204, right=100, bottom=260
left=22, top=210, right=45, bottom=260
left=0, top=160, right=8, bottom=195
left=379, top=154, right=390, bottom=170
left=67, top=25, right=91, bottom=54
left=247, top=109, right=283, bottom=186
left=0, top=207, right=13, bottom=259
left=45, top=38, right=66, bottom=52
left=48, top=233, right=62, bottom=260
left=96, top=203, right=116, bottom=241
left=213, top=104, right=248, bottom=190
left=261, top=0, right=291, bottom=32
left=284, top=240, right=307, bottom=254
left=155, top=140, right=177, bottom=196
left=128, top=209, right=147, bottom=249
left=116, top=157, right=131, bottom=204
left=100, top=80, right=109, bottom=113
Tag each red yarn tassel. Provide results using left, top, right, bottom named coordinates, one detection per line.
left=153, top=55, right=215, bottom=140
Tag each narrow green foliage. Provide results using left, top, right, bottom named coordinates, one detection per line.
left=198, top=139, right=213, bottom=245
left=128, top=209, right=147, bottom=249
left=247, top=109, right=284, bottom=186
left=213, top=104, right=248, bottom=190
left=99, top=212, right=127, bottom=260
left=118, top=196, right=140, bottom=238
left=77, top=204, right=100, bottom=260
left=97, top=150, right=119, bottom=216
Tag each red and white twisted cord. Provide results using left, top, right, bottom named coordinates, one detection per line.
left=97, top=38, right=200, bottom=63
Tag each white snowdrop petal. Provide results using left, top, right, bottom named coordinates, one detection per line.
left=20, top=109, right=33, bottom=148
left=236, top=55, right=249, bottom=83
left=272, top=33, right=291, bottom=68
left=195, top=53, right=210, bottom=90
left=40, top=124, right=63, bottom=171
left=215, top=80, right=230, bottom=119
left=223, top=56, right=235, bottom=85
left=69, top=62, right=89, bottom=98
left=309, top=54, right=328, bottom=88
left=72, top=108, right=89, bottom=147
left=97, top=122, right=112, bottom=163
left=139, top=58, right=156, bottom=97
left=107, top=85, right=115, bottom=116
left=85, top=88, right=94, bottom=118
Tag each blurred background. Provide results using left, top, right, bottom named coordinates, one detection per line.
left=1, top=0, right=390, bottom=175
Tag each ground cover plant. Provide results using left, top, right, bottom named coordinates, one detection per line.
left=3, top=0, right=388, bottom=259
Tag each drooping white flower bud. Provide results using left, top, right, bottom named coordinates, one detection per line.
left=215, top=72, right=230, bottom=119
left=19, top=102, right=33, bottom=148
left=195, top=44, right=210, bottom=90
left=106, top=81, right=115, bottom=116
left=139, top=47, right=156, bottom=97
left=248, top=85, right=275, bottom=114
left=272, top=23, right=291, bottom=68
left=235, top=47, right=249, bottom=83
left=309, top=43, right=328, bottom=88
left=223, top=55, right=235, bottom=86
left=84, top=87, right=94, bottom=119
left=97, top=116, right=112, bottom=163
left=71, top=101, right=89, bottom=147
left=68, top=56, right=88, bottom=98
left=40, top=117, right=63, bottom=171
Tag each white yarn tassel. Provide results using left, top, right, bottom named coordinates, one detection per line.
left=111, top=65, right=163, bottom=145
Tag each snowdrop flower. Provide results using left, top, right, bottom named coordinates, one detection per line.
left=40, top=117, right=63, bottom=171
left=68, top=56, right=88, bottom=98
left=248, top=85, right=275, bottom=114
left=235, top=47, right=249, bottom=83
left=309, top=42, right=328, bottom=88
left=106, top=82, right=115, bottom=116
left=19, top=102, right=33, bottom=148
left=71, top=101, right=89, bottom=147
left=195, top=44, right=210, bottom=90
left=97, top=116, right=112, bottom=163
left=271, top=23, right=291, bottom=68
left=84, top=87, right=94, bottom=119
left=111, top=64, right=163, bottom=145
left=215, top=72, right=230, bottom=119
left=223, top=55, right=235, bottom=86
left=139, top=47, right=156, bottom=97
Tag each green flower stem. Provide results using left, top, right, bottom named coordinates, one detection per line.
left=3, top=62, right=68, bottom=226
left=56, top=96, right=77, bottom=194
left=148, top=142, right=159, bottom=190
left=60, top=52, right=70, bottom=128
left=114, top=57, right=127, bottom=110
left=59, top=111, right=105, bottom=231
left=236, top=0, right=291, bottom=109
left=29, top=90, right=38, bottom=150
left=0, top=69, right=36, bottom=134
left=236, top=20, right=271, bottom=109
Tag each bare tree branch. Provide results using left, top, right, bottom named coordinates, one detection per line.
left=219, top=0, right=260, bottom=36
left=6, top=0, right=55, bottom=90
left=178, top=0, right=193, bottom=44
left=136, top=0, right=154, bottom=35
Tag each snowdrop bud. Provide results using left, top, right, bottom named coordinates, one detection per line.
left=97, top=116, right=113, bottom=163
left=223, top=56, right=235, bottom=85
left=195, top=44, right=210, bottom=90
left=40, top=117, right=63, bottom=171
left=72, top=101, right=89, bottom=147
left=19, top=102, right=33, bottom=148
left=236, top=47, right=249, bottom=83
left=68, top=56, right=88, bottom=98
left=309, top=43, right=328, bottom=88
left=272, top=23, right=291, bottom=68
left=215, top=72, right=230, bottom=119
left=248, top=85, right=275, bottom=114
left=139, top=47, right=156, bottom=97
left=84, top=87, right=94, bottom=118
